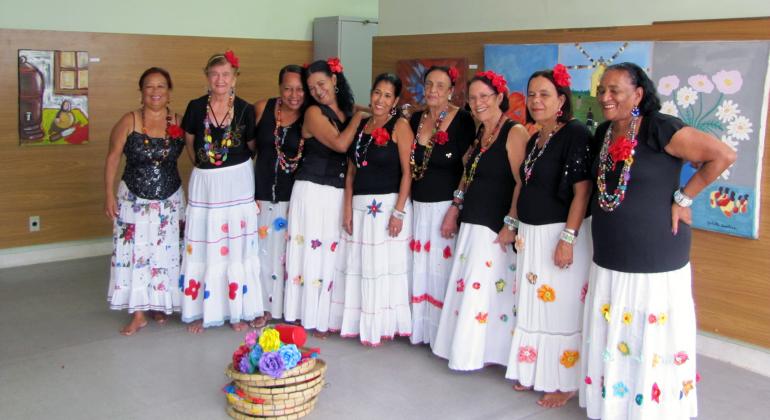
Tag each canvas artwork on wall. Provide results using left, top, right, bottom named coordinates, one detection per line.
left=396, top=58, right=468, bottom=111
left=18, top=49, right=89, bottom=145
left=653, top=41, right=769, bottom=239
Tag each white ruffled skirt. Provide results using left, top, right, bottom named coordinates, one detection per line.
left=180, top=160, right=263, bottom=327
left=256, top=200, right=290, bottom=318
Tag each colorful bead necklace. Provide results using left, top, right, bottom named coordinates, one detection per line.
left=461, top=113, right=507, bottom=190
left=141, top=106, right=172, bottom=166
left=409, top=107, right=448, bottom=180
left=203, top=93, right=234, bottom=166
left=353, top=116, right=389, bottom=168
left=596, top=116, right=639, bottom=212
left=271, top=99, right=304, bottom=202
left=522, top=123, right=561, bottom=184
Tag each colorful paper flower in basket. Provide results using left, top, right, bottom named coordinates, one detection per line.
left=259, top=328, right=282, bottom=352
left=230, top=326, right=312, bottom=379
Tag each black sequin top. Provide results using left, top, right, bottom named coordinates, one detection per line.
left=121, top=131, right=184, bottom=200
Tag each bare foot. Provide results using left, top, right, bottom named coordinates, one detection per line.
left=249, top=312, right=272, bottom=329
left=513, top=382, right=533, bottom=392
left=120, top=312, right=148, bottom=336
left=537, top=391, right=576, bottom=408
left=312, top=330, right=329, bottom=339
left=187, top=320, right=204, bottom=334
left=230, top=322, right=248, bottom=332
left=152, top=312, right=168, bottom=326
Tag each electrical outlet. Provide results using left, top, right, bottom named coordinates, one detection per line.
left=29, top=216, right=40, bottom=232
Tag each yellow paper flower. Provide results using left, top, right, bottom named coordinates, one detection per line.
left=601, top=304, right=611, bottom=322
left=560, top=350, right=579, bottom=368
left=537, top=284, right=556, bottom=302
left=622, top=312, right=633, bottom=325
left=259, top=328, right=281, bottom=352
left=658, top=313, right=668, bottom=325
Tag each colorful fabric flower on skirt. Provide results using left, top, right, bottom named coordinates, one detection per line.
left=560, top=350, right=579, bottom=368
left=518, top=346, right=537, bottom=363
left=613, top=381, right=629, bottom=398
left=673, top=351, right=689, bottom=366
left=273, top=217, right=288, bottom=231
left=258, top=225, right=269, bottom=239
left=601, top=304, right=611, bottom=322
left=366, top=199, right=383, bottom=218
left=537, top=284, right=556, bottom=302
left=617, top=341, right=630, bottom=356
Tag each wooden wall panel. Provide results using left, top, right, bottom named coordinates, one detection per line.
left=0, top=29, right=311, bottom=249
left=373, top=17, right=770, bottom=348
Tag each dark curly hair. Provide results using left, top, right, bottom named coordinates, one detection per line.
left=604, top=62, right=661, bottom=115
left=423, top=66, right=456, bottom=87
left=303, top=59, right=355, bottom=118
left=278, top=64, right=303, bottom=85
left=371, top=73, right=403, bottom=97
left=468, top=74, right=510, bottom=112
left=524, top=70, right=573, bottom=124
left=138, top=67, right=172, bottom=90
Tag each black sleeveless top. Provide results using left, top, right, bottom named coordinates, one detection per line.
left=349, top=116, right=401, bottom=195
left=518, top=120, right=593, bottom=225
left=181, top=95, right=256, bottom=170
left=591, top=111, right=689, bottom=273
left=460, top=120, right=517, bottom=233
left=409, top=109, right=476, bottom=202
left=254, top=98, right=303, bottom=202
left=121, top=127, right=184, bottom=200
left=295, top=105, right=350, bottom=189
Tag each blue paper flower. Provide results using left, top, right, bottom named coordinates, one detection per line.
left=249, top=346, right=263, bottom=366
left=278, top=344, right=302, bottom=369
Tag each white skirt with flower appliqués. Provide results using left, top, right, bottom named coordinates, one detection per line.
left=432, top=222, right=517, bottom=371
left=256, top=200, right=290, bottom=318
left=283, top=180, right=344, bottom=332
left=329, top=193, right=413, bottom=346
left=579, top=262, right=698, bottom=420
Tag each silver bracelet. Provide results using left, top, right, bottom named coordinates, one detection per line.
left=392, top=208, right=406, bottom=220
left=503, top=215, right=520, bottom=231
left=559, top=229, right=576, bottom=244
left=453, top=189, right=465, bottom=200
left=673, top=188, right=693, bottom=208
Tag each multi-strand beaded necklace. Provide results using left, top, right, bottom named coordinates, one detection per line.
left=460, top=113, right=507, bottom=190
left=409, top=107, right=448, bottom=180
left=141, top=106, right=173, bottom=166
left=270, top=99, right=304, bottom=203
left=203, top=93, right=234, bottom=166
left=596, top=116, right=640, bottom=211
left=522, top=123, right=561, bottom=184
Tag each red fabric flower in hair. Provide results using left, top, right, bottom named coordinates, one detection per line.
left=433, top=131, right=449, bottom=145
left=371, top=127, right=390, bottom=146
left=327, top=57, right=343, bottom=73
left=167, top=124, right=184, bottom=139
left=477, top=70, right=508, bottom=95
left=447, top=67, right=459, bottom=83
left=553, top=64, right=571, bottom=88
left=608, top=136, right=637, bottom=169
left=224, top=50, right=240, bottom=68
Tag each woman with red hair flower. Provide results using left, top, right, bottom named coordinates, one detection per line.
left=433, top=70, right=530, bottom=370
left=179, top=51, right=264, bottom=333
left=408, top=65, right=476, bottom=347
left=283, top=58, right=364, bottom=337
left=329, top=73, right=414, bottom=346
left=104, top=67, right=186, bottom=336
left=504, top=65, right=593, bottom=408
left=580, top=63, right=735, bottom=419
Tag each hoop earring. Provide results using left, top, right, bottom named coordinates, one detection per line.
left=631, top=105, right=640, bottom=117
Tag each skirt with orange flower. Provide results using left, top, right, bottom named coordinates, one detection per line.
left=579, top=262, right=698, bottom=420
left=505, top=220, right=592, bottom=392
left=180, top=160, right=264, bottom=327
left=329, top=193, right=412, bottom=346
left=256, top=200, right=290, bottom=318
left=410, top=200, right=457, bottom=346
left=108, top=181, right=185, bottom=314
left=432, top=222, right=517, bottom=370
left=283, top=180, right=343, bottom=332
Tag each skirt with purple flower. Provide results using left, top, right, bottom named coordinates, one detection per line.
left=108, top=181, right=185, bottom=314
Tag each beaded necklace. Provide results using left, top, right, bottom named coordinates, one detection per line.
left=522, top=123, right=561, bottom=184
left=203, top=93, right=234, bottom=166
left=409, top=106, right=448, bottom=180
left=141, top=106, right=172, bottom=166
left=270, top=99, right=304, bottom=203
left=353, top=116, right=389, bottom=168
left=461, top=113, right=507, bottom=190
left=596, top=116, right=639, bottom=212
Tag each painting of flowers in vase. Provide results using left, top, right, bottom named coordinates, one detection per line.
left=653, top=41, right=770, bottom=238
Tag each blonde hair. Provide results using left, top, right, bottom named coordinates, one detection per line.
left=204, top=53, right=239, bottom=76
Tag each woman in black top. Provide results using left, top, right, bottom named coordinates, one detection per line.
left=433, top=71, right=529, bottom=370
left=283, top=58, right=363, bottom=336
left=180, top=51, right=263, bottom=334
left=252, top=65, right=305, bottom=326
left=328, top=73, right=414, bottom=346
left=408, top=66, right=476, bottom=347
left=504, top=66, right=593, bottom=408
left=104, top=67, right=185, bottom=336
left=579, top=63, right=735, bottom=420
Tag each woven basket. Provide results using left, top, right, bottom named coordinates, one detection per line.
left=227, top=394, right=317, bottom=417
left=239, top=372, right=324, bottom=398
left=240, top=378, right=324, bottom=402
left=226, top=402, right=315, bottom=420
left=228, top=359, right=326, bottom=388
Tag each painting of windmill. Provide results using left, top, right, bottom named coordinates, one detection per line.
left=557, top=42, right=653, bottom=131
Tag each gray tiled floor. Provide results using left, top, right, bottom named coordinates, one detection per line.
left=1, top=256, right=769, bottom=419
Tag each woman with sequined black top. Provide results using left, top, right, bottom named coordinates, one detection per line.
left=104, top=67, right=186, bottom=336
left=252, top=64, right=306, bottom=325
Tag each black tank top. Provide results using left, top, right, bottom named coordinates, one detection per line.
left=295, top=105, right=349, bottom=189
left=254, top=98, right=303, bottom=202
left=409, top=109, right=476, bottom=202
left=460, top=120, right=516, bottom=232
left=349, top=116, right=401, bottom=195
left=121, top=115, right=184, bottom=200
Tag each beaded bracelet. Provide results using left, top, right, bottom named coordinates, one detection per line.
left=559, top=229, right=576, bottom=244
left=453, top=189, right=465, bottom=201
left=503, top=215, right=519, bottom=231
left=392, top=208, right=406, bottom=220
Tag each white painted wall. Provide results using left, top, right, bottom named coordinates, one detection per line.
left=378, top=0, right=770, bottom=36
left=0, top=0, right=378, bottom=40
